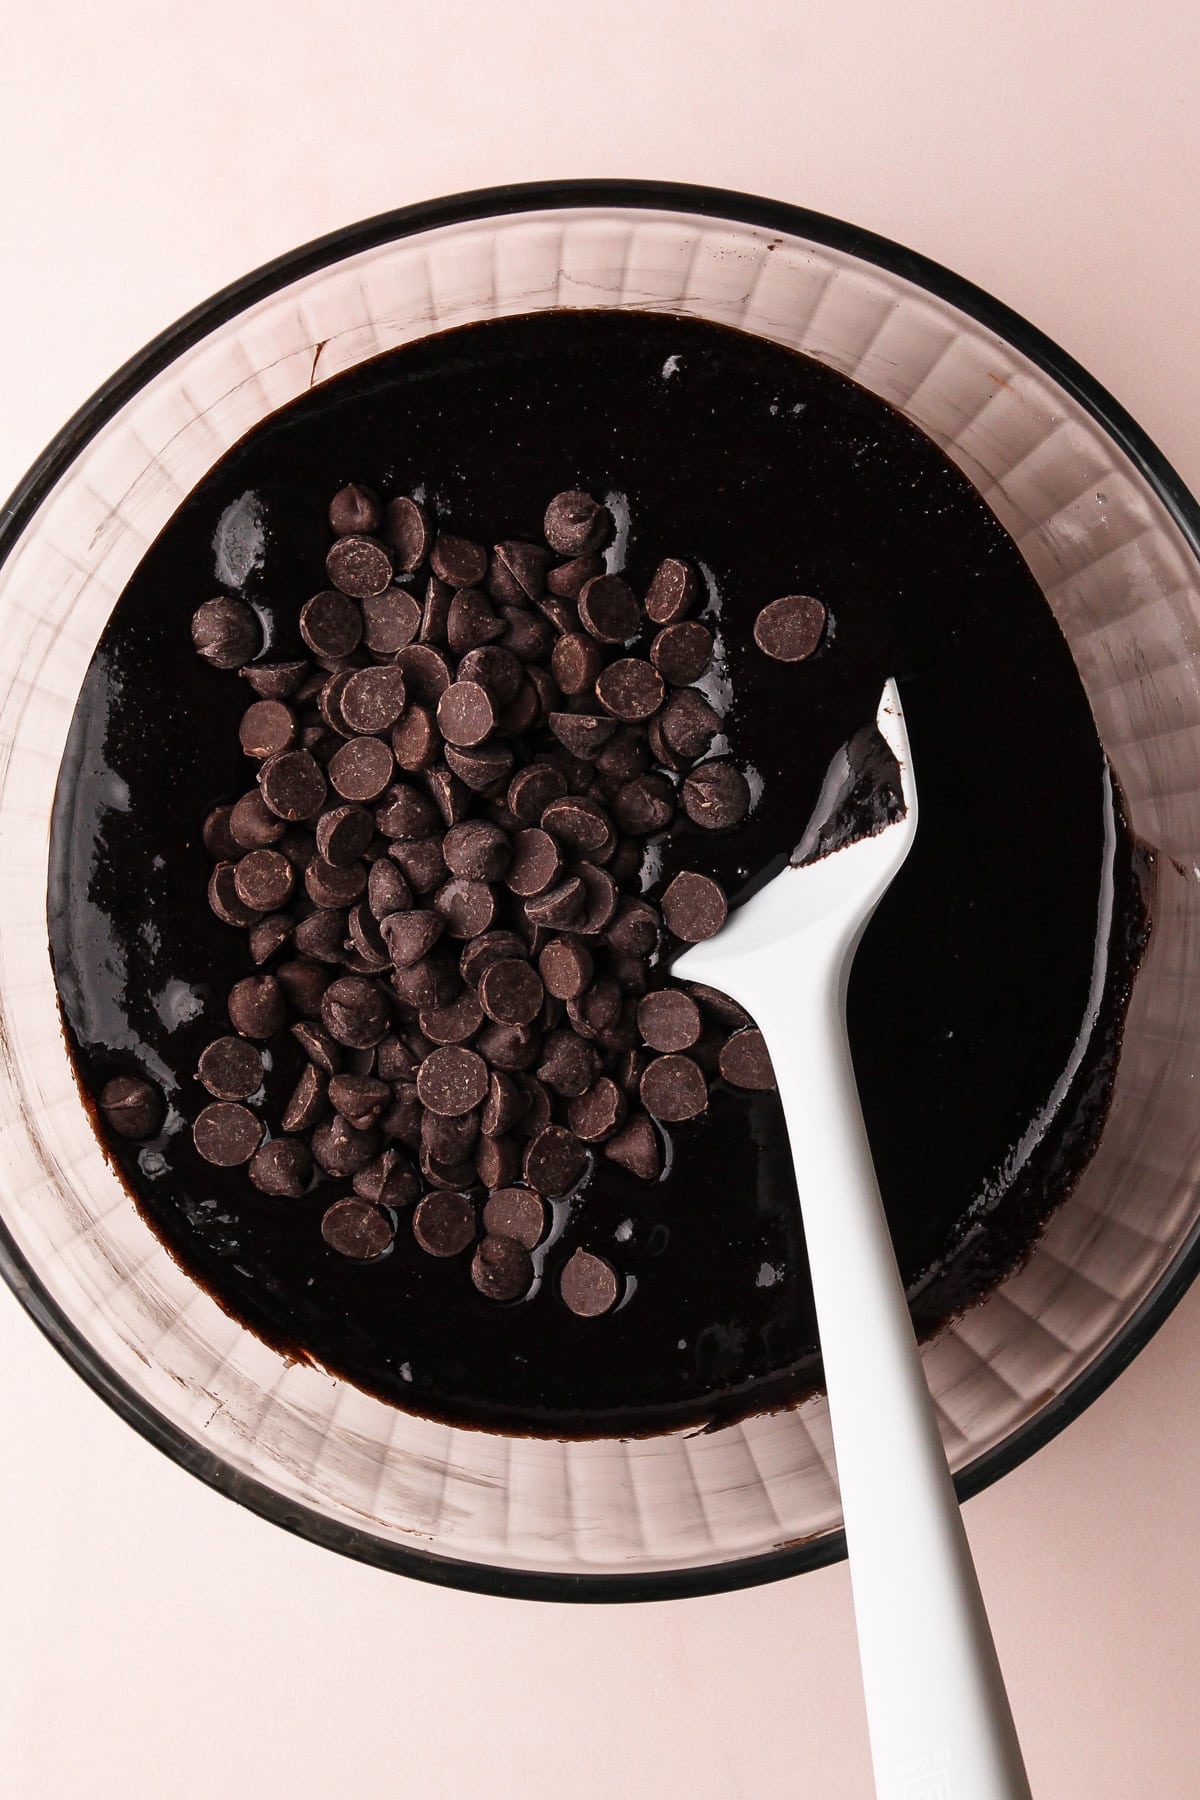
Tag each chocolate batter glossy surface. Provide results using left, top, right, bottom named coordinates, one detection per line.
left=48, top=311, right=1149, bottom=1436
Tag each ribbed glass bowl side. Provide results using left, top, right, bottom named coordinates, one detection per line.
left=1, top=193, right=1197, bottom=1593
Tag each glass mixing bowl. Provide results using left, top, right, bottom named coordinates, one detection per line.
left=2, top=182, right=1198, bottom=1601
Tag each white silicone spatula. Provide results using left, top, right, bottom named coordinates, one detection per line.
left=674, top=682, right=1031, bottom=1800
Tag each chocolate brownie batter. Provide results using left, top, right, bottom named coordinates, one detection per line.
left=48, top=311, right=1149, bottom=1436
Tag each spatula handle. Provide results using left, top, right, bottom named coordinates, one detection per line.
left=759, top=975, right=1032, bottom=1800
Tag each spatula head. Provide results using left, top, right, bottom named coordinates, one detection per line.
left=673, top=680, right=917, bottom=997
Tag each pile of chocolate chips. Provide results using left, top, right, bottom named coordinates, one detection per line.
left=108, top=487, right=826, bottom=1317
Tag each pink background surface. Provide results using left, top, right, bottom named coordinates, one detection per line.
left=2, top=3, right=1199, bottom=1794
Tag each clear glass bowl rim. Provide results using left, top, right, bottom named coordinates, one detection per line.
left=4, top=177, right=1200, bottom=1605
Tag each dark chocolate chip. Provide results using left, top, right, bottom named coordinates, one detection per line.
left=523, top=874, right=585, bottom=929
left=543, top=491, right=610, bottom=557
left=437, top=681, right=496, bottom=747
left=523, top=1125, right=587, bottom=1196
left=422, top=1104, right=482, bottom=1165
left=198, top=1036, right=264, bottom=1100
left=540, top=795, right=613, bottom=859
left=420, top=577, right=453, bottom=646
left=684, top=981, right=753, bottom=1032
left=415, top=988, right=482, bottom=1050
left=505, top=828, right=562, bottom=897
left=321, top=975, right=389, bottom=1048
left=328, top=1072, right=391, bottom=1127
left=360, top=585, right=422, bottom=654
left=659, top=689, right=721, bottom=761
left=228, top=974, right=285, bottom=1039
left=595, top=658, right=665, bottom=723
left=367, top=860, right=412, bottom=921
left=354, top=1149, right=420, bottom=1208
left=595, top=727, right=651, bottom=789
left=376, top=1033, right=419, bottom=1082
left=605, top=897, right=661, bottom=956
left=391, top=702, right=440, bottom=772
left=192, top=597, right=260, bottom=670
left=259, top=750, right=328, bottom=822
left=560, top=1248, right=619, bottom=1317
left=239, top=659, right=309, bottom=701
left=249, top=1137, right=313, bottom=1197
left=325, top=534, right=393, bottom=600
left=637, top=990, right=702, bottom=1053
left=442, top=740, right=514, bottom=794
left=379, top=1081, right=423, bottom=1146
left=573, top=862, right=620, bottom=936
left=754, top=594, right=827, bottom=662
left=233, top=848, right=294, bottom=912
left=339, top=665, right=408, bottom=734
left=328, top=735, right=395, bottom=803
left=239, top=700, right=297, bottom=759
left=203, top=804, right=241, bottom=861
left=479, top=957, right=544, bottom=1026
left=644, top=558, right=698, bottom=625
left=487, top=550, right=527, bottom=606
left=681, top=760, right=751, bottom=830
left=460, top=930, right=528, bottom=987
left=650, top=621, right=714, bottom=687
left=508, top=764, right=568, bottom=825
left=291, top=1020, right=341, bottom=1076
left=374, top=781, right=440, bottom=839
left=248, top=912, right=294, bottom=964
left=537, top=1029, right=600, bottom=1098
left=384, top=495, right=434, bottom=571
left=193, top=1101, right=263, bottom=1166
left=304, top=857, right=365, bottom=909
left=547, top=712, right=618, bottom=759
left=481, top=1070, right=529, bottom=1136
left=603, top=1112, right=662, bottom=1180
left=320, top=1195, right=394, bottom=1259
left=208, top=861, right=263, bottom=927
left=482, top=1187, right=546, bottom=1250
left=412, top=1190, right=476, bottom=1257
left=495, top=540, right=552, bottom=601
left=577, top=575, right=640, bottom=644
left=388, top=838, right=448, bottom=898
left=475, top=1020, right=542, bottom=1072
left=567, top=1077, right=627, bottom=1143
left=312, top=1114, right=380, bottom=1176
left=545, top=552, right=603, bottom=598
left=474, top=1132, right=521, bottom=1189
left=538, top=937, right=593, bottom=1000
left=329, top=483, right=381, bottom=535
left=440, top=820, right=510, bottom=883
left=500, top=606, right=554, bottom=663
left=416, top=1045, right=489, bottom=1116
left=661, top=872, right=727, bottom=942
left=611, top=772, right=675, bottom=836
left=550, top=631, right=603, bottom=697
left=446, top=587, right=505, bottom=655
left=300, top=589, right=364, bottom=659
left=315, top=804, right=375, bottom=867
left=640, top=1053, right=708, bottom=1122
left=393, top=644, right=453, bottom=706
left=291, top=908, right=346, bottom=963
left=99, top=1074, right=162, bottom=1140
left=719, top=1027, right=776, bottom=1090
left=471, top=1234, right=533, bottom=1302
left=430, top=533, right=488, bottom=587
left=230, top=789, right=286, bottom=849
left=433, top=877, right=496, bottom=939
